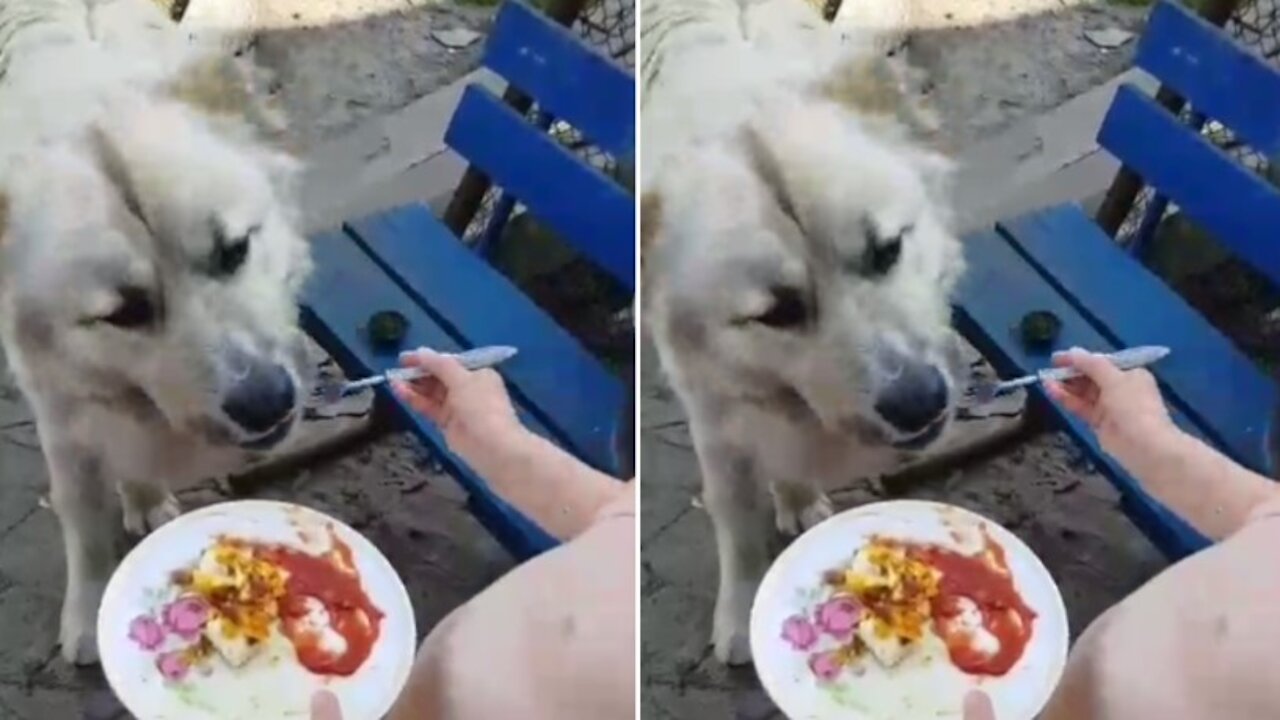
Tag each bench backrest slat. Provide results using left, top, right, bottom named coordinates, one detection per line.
left=1134, top=1, right=1280, bottom=157
left=1099, top=86, right=1280, bottom=288
left=1098, top=0, right=1280, bottom=287
left=483, top=0, right=635, bottom=158
left=446, top=86, right=635, bottom=289
left=445, top=0, right=636, bottom=291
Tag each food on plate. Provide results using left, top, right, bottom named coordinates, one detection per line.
left=839, top=541, right=939, bottom=668
left=781, top=531, right=1036, bottom=682
left=184, top=540, right=287, bottom=668
left=914, top=537, right=1036, bottom=675
left=127, top=531, right=384, bottom=682
left=259, top=538, right=383, bottom=676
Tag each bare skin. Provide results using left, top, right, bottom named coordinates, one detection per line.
left=1045, top=349, right=1278, bottom=539
left=309, top=349, right=634, bottom=719
left=1038, top=348, right=1280, bottom=719
left=965, top=691, right=996, bottom=720
left=389, top=350, right=627, bottom=540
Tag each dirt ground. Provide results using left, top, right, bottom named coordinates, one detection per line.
left=867, top=0, right=1148, bottom=146
left=211, top=0, right=493, bottom=149
left=192, top=0, right=1147, bottom=152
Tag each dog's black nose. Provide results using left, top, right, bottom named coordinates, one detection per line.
left=222, top=362, right=296, bottom=434
left=874, top=363, right=949, bottom=435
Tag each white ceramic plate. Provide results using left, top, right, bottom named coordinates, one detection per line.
left=750, top=500, right=1068, bottom=720
left=98, top=500, right=417, bottom=720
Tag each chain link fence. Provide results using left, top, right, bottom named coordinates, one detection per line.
left=1104, top=0, right=1280, bottom=370
left=1115, top=0, right=1279, bottom=241
left=445, top=0, right=635, bottom=373
left=458, top=0, right=634, bottom=246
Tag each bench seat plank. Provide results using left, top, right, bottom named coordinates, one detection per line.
left=302, top=228, right=559, bottom=559
left=955, top=224, right=1211, bottom=559
left=999, top=203, right=1276, bottom=476
left=346, top=204, right=624, bottom=475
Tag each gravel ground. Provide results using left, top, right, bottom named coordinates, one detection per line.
left=246, top=0, right=495, bottom=148
left=862, top=0, right=1148, bottom=147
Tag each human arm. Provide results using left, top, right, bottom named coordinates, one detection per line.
left=1044, top=349, right=1280, bottom=539
left=392, top=349, right=629, bottom=541
left=464, top=424, right=630, bottom=540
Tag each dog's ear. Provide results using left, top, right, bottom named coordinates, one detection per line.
left=816, top=55, right=946, bottom=152
left=87, top=123, right=150, bottom=225
left=164, top=57, right=302, bottom=205
left=259, top=145, right=304, bottom=213
left=816, top=55, right=904, bottom=119
left=640, top=189, right=663, bottom=253
left=741, top=125, right=795, bottom=223
left=740, top=118, right=825, bottom=240
left=640, top=189, right=664, bottom=305
left=0, top=190, right=8, bottom=248
left=906, top=144, right=955, bottom=210
left=166, top=56, right=296, bottom=154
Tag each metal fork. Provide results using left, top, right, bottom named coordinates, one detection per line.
left=313, top=345, right=518, bottom=405
left=968, top=345, right=1171, bottom=404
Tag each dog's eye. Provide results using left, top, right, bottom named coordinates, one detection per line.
left=754, top=286, right=809, bottom=329
left=209, top=223, right=258, bottom=278
left=101, top=286, right=156, bottom=329
left=862, top=224, right=910, bottom=277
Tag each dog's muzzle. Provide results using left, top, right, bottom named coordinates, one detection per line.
left=221, top=355, right=298, bottom=450
left=871, top=358, right=952, bottom=450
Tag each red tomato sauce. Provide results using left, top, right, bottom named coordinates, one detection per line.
left=908, top=535, right=1036, bottom=676
left=257, top=535, right=384, bottom=676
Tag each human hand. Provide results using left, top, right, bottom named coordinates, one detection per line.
left=391, top=348, right=528, bottom=465
left=1043, top=347, right=1178, bottom=461
left=311, top=690, right=342, bottom=720
left=963, top=690, right=996, bottom=720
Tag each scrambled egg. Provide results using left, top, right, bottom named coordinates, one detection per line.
left=835, top=540, right=940, bottom=668
left=184, top=540, right=288, bottom=667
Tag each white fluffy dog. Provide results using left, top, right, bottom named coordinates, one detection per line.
left=641, top=0, right=967, bottom=664
left=0, top=0, right=312, bottom=664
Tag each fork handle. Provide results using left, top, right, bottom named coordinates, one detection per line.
left=342, top=346, right=518, bottom=392
left=1037, top=345, right=1170, bottom=383
left=381, top=345, right=518, bottom=384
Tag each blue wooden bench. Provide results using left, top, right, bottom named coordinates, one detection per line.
left=300, top=0, right=635, bottom=561
left=954, top=0, right=1280, bottom=560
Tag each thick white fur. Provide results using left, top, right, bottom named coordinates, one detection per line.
left=0, top=0, right=311, bottom=664
left=642, top=0, right=966, bottom=664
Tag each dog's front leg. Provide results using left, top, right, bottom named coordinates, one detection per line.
left=118, top=479, right=182, bottom=537
left=698, top=440, right=774, bottom=665
left=47, top=446, right=118, bottom=665
left=769, top=478, right=835, bottom=536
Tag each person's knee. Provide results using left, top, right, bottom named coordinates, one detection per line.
left=386, top=609, right=467, bottom=720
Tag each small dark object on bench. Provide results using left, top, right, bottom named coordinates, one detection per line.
left=1018, top=311, right=1062, bottom=351
left=367, top=310, right=409, bottom=350
left=300, top=0, right=635, bottom=561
